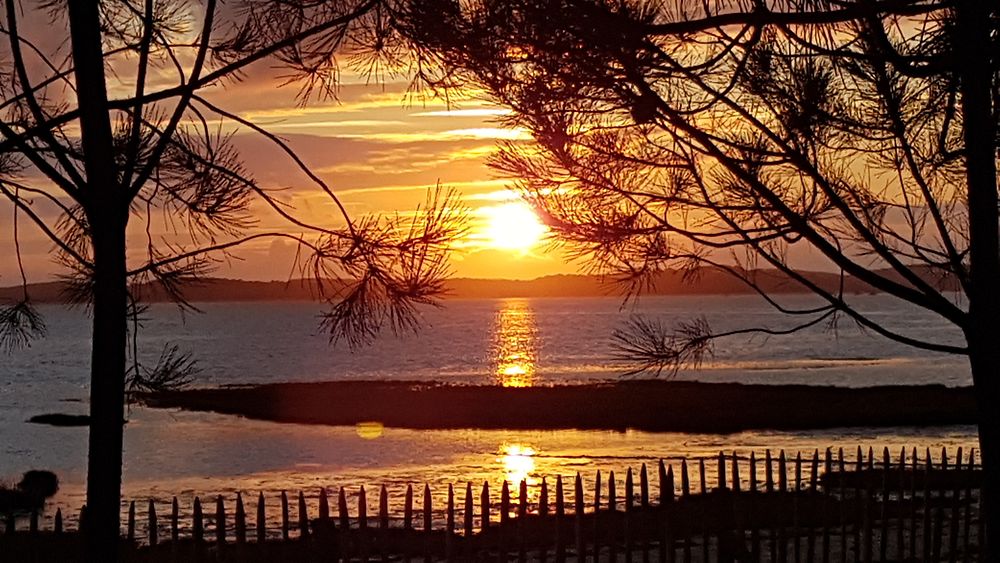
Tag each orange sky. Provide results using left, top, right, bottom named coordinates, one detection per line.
left=0, top=42, right=838, bottom=287
left=204, top=81, right=579, bottom=281
left=0, top=69, right=583, bottom=285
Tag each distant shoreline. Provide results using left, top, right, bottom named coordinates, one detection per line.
left=1, top=266, right=956, bottom=303
left=142, top=380, right=976, bottom=434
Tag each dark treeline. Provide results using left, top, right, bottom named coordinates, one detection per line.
left=0, top=266, right=961, bottom=303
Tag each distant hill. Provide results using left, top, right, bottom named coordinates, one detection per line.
left=0, top=267, right=957, bottom=303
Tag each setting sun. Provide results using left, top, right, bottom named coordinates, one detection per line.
left=481, top=201, right=548, bottom=251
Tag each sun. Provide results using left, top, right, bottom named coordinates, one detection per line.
left=481, top=201, right=548, bottom=251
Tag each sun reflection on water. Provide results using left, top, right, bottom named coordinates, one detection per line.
left=355, top=421, right=385, bottom=440
left=491, top=299, right=538, bottom=387
left=499, top=443, right=537, bottom=486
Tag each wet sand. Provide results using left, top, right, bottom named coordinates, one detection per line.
left=142, top=381, right=976, bottom=433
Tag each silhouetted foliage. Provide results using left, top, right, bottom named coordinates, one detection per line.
left=0, top=1, right=464, bottom=559
left=0, top=470, right=58, bottom=514
left=127, top=344, right=200, bottom=397
left=0, top=299, right=45, bottom=353
left=396, top=0, right=1000, bottom=552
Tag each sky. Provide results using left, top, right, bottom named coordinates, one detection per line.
left=191, top=77, right=580, bottom=282
left=0, top=67, right=582, bottom=285
left=0, top=5, right=842, bottom=288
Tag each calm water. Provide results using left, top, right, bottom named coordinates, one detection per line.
left=0, top=294, right=979, bottom=528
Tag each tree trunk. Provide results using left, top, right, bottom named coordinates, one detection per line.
left=84, top=219, right=129, bottom=562
left=67, top=2, right=127, bottom=562
left=967, top=331, right=1000, bottom=560
left=956, top=0, right=999, bottom=560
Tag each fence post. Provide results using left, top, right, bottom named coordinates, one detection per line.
left=54, top=508, right=62, bottom=535
left=502, top=480, right=512, bottom=525
left=838, top=449, right=848, bottom=563
left=793, top=453, right=802, bottom=563
left=424, top=483, right=434, bottom=563
left=610, top=470, right=618, bottom=562
left=822, top=448, right=832, bottom=563
left=500, top=479, right=511, bottom=563
left=807, top=450, right=818, bottom=563
left=594, top=470, right=603, bottom=562
left=280, top=491, right=289, bottom=541
left=171, top=497, right=179, bottom=543
left=235, top=493, right=246, bottom=544
left=445, top=484, right=454, bottom=563
left=610, top=470, right=618, bottom=512
left=360, top=486, right=369, bottom=530
left=778, top=451, right=788, bottom=563
left=642, top=464, right=651, bottom=563
left=257, top=492, right=266, bottom=543
left=749, top=452, right=761, bottom=563
left=481, top=481, right=490, bottom=532
left=540, top=478, right=549, bottom=563
left=574, top=473, right=584, bottom=563
left=360, top=486, right=370, bottom=563
left=464, top=482, right=474, bottom=539
left=922, top=449, right=932, bottom=562
left=127, top=500, right=136, bottom=543
left=879, top=448, right=889, bottom=563
left=909, top=447, right=918, bottom=560
left=595, top=469, right=603, bottom=512
left=779, top=451, right=788, bottom=493
left=380, top=485, right=389, bottom=562
left=298, top=491, right=309, bottom=539
left=319, top=487, right=329, bottom=520
left=193, top=497, right=204, bottom=544
left=555, top=475, right=565, bottom=563
left=659, top=461, right=670, bottom=505
left=699, top=459, right=709, bottom=563
left=519, top=479, right=528, bottom=563
left=661, top=463, right=675, bottom=563
left=681, top=460, right=690, bottom=498
left=896, top=447, right=906, bottom=563
left=626, top=468, right=635, bottom=563
left=641, top=463, right=650, bottom=508
left=216, top=495, right=226, bottom=546
left=379, top=485, right=389, bottom=531
left=404, top=484, right=414, bottom=530
left=148, top=499, right=158, bottom=547
left=339, top=487, right=350, bottom=530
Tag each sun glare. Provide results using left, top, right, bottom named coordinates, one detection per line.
left=482, top=201, right=548, bottom=252
left=499, top=443, right=537, bottom=485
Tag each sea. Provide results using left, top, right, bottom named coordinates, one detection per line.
left=0, top=294, right=980, bottom=531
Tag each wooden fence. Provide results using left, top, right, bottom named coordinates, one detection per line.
left=2, top=446, right=987, bottom=562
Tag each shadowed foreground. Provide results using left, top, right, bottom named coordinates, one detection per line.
left=142, top=381, right=975, bottom=433
left=0, top=462, right=985, bottom=562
